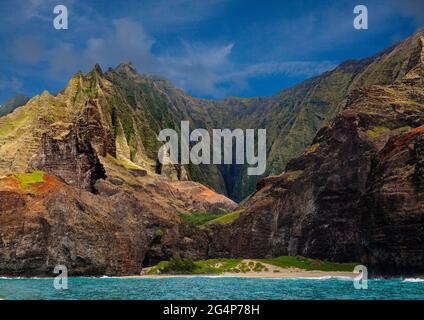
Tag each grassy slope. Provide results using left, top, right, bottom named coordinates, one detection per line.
left=13, top=171, right=45, bottom=188
left=179, top=212, right=220, bottom=226
left=259, top=256, right=357, bottom=272
left=147, top=256, right=357, bottom=274
left=179, top=210, right=244, bottom=227
left=205, top=210, right=243, bottom=225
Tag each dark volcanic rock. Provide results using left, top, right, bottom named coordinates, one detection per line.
left=413, top=134, right=424, bottom=188
left=129, top=169, right=147, bottom=177
left=0, top=175, right=210, bottom=276
left=360, top=126, right=424, bottom=275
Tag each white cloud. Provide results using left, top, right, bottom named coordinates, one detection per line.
left=48, top=18, right=157, bottom=75
left=44, top=18, right=334, bottom=98
left=133, top=0, right=229, bottom=31
left=224, top=61, right=337, bottom=80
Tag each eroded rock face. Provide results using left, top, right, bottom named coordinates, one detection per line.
left=360, top=127, right=424, bottom=275
left=0, top=175, right=211, bottom=276
left=0, top=62, right=237, bottom=277
left=34, top=99, right=115, bottom=192
left=210, top=62, right=424, bottom=275
left=414, top=134, right=424, bottom=188
left=209, top=112, right=373, bottom=261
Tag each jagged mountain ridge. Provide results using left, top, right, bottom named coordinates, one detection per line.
left=1, top=29, right=422, bottom=201
left=0, top=64, right=238, bottom=275
left=106, top=28, right=424, bottom=201
left=190, top=27, right=424, bottom=201
left=0, top=64, right=186, bottom=187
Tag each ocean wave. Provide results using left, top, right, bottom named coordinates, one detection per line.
left=288, top=276, right=333, bottom=280
left=283, top=276, right=354, bottom=281
left=330, top=276, right=354, bottom=281
left=187, top=275, right=350, bottom=280
left=207, top=275, right=355, bottom=281
left=403, top=278, right=424, bottom=282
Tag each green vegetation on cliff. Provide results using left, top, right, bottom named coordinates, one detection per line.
left=259, top=256, right=357, bottom=272
left=366, top=126, right=390, bottom=139
left=179, top=209, right=244, bottom=227
left=13, top=171, right=45, bottom=188
left=179, top=212, right=220, bottom=226
left=205, top=210, right=244, bottom=225
left=147, top=257, right=243, bottom=274
left=285, top=170, right=304, bottom=181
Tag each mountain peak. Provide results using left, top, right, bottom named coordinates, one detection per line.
left=115, top=61, right=137, bottom=75
left=40, top=90, right=51, bottom=97
left=95, top=63, right=103, bottom=73
left=123, top=60, right=134, bottom=67
left=88, top=63, right=103, bottom=76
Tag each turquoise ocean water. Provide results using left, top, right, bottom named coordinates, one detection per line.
left=0, top=277, right=423, bottom=300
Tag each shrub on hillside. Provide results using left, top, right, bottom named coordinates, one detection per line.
left=162, top=257, right=196, bottom=274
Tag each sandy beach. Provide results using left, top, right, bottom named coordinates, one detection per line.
left=135, top=271, right=356, bottom=279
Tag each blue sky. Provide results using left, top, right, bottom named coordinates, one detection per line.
left=0, top=0, right=423, bottom=103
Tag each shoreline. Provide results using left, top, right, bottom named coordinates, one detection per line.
left=0, top=270, right=356, bottom=280
left=131, top=270, right=357, bottom=279
left=0, top=273, right=422, bottom=280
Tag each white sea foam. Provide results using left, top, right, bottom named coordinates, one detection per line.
left=201, top=275, right=354, bottom=281
left=178, top=275, right=347, bottom=280
left=403, top=278, right=424, bottom=282
left=283, top=276, right=355, bottom=281
left=288, top=276, right=333, bottom=280
left=331, top=276, right=353, bottom=281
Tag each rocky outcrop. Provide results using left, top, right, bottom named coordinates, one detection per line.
left=210, top=60, right=424, bottom=275
left=0, top=173, right=235, bottom=276
left=34, top=99, right=115, bottom=191
left=359, top=126, right=424, bottom=275
left=0, top=65, right=237, bottom=276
